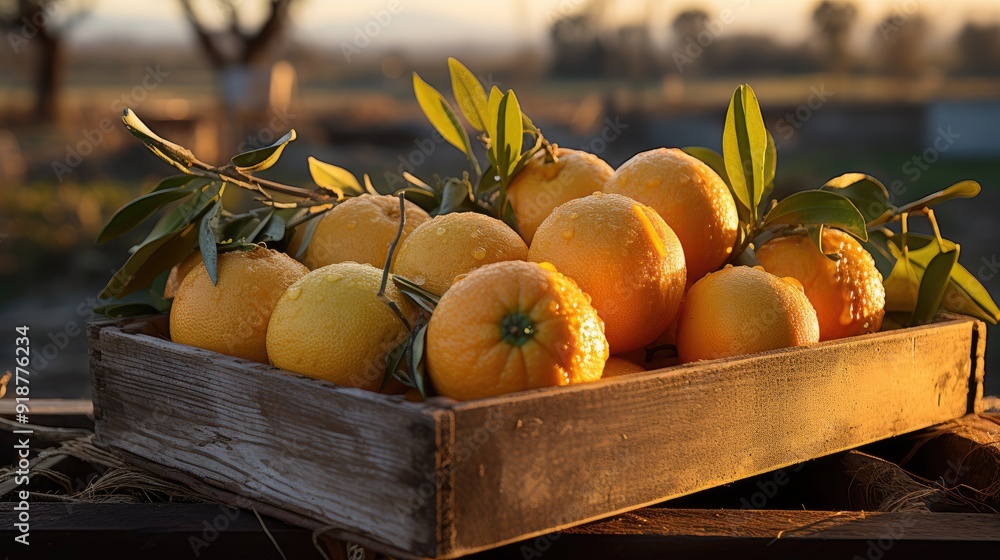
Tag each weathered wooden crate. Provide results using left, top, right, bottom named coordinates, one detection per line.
left=88, top=313, right=986, bottom=559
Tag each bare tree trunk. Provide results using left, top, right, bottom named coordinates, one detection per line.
left=34, top=27, right=63, bottom=122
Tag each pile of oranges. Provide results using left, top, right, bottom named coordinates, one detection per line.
left=168, top=146, right=885, bottom=401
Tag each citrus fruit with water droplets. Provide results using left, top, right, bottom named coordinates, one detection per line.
left=506, top=147, right=614, bottom=244
left=756, top=228, right=885, bottom=341
left=527, top=192, right=686, bottom=353
left=302, top=194, right=430, bottom=271
left=169, top=247, right=308, bottom=363
left=605, top=148, right=739, bottom=285
left=601, top=356, right=645, bottom=378
left=266, top=262, right=417, bottom=391
left=426, top=260, right=608, bottom=401
left=676, top=265, right=819, bottom=363
left=394, top=212, right=528, bottom=296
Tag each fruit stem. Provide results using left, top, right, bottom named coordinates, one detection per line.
left=501, top=313, right=535, bottom=346
left=377, top=193, right=413, bottom=331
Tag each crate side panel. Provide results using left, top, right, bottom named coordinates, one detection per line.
left=447, top=318, right=978, bottom=553
left=89, top=324, right=443, bottom=556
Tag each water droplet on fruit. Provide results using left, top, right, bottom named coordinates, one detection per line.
left=436, top=227, right=446, bottom=236
left=561, top=229, right=574, bottom=240
left=569, top=213, right=579, bottom=220
left=346, top=221, right=357, bottom=230
left=285, top=286, right=301, bottom=300
left=472, top=247, right=487, bottom=260
left=470, top=230, right=480, bottom=239
left=325, top=273, right=342, bottom=283
left=548, top=300, right=560, bottom=313
left=413, top=275, right=426, bottom=286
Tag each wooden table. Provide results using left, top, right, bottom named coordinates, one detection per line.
left=2, top=399, right=998, bottom=559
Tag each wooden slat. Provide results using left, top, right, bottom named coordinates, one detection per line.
left=0, top=399, right=92, bottom=417
left=88, top=320, right=449, bottom=558
left=563, top=508, right=1000, bottom=540
left=445, top=316, right=981, bottom=555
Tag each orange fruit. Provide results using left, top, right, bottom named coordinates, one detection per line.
left=302, top=194, right=430, bottom=271
left=426, top=260, right=608, bottom=401
left=506, top=147, right=614, bottom=244
left=616, top=318, right=680, bottom=371
left=164, top=250, right=203, bottom=299
left=756, top=228, right=885, bottom=341
left=605, top=148, right=739, bottom=285
left=394, top=212, right=528, bottom=296
left=266, top=262, right=417, bottom=391
left=676, top=265, right=819, bottom=363
left=169, top=247, right=308, bottom=363
left=527, top=192, right=686, bottom=353
left=601, top=356, right=645, bottom=378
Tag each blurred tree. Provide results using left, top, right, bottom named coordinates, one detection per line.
left=874, top=12, right=927, bottom=78
left=957, top=22, right=1000, bottom=75
left=812, top=1, right=857, bottom=72
left=179, top=0, right=294, bottom=71
left=670, top=9, right=712, bottom=75
left=179, top=0, right=296, bottom=154
left=0, top=0, right=91, bottom=122
left=549, top=0, right=607, bottom=78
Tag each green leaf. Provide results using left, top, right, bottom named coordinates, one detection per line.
left=883, top=232, right=1000, bottom=324
left=101, top=223, right=200, bottom=299
left=494, top=90, right=524, bottom=181
left=763, top=190, right=868, bottom=241
left=501, top=198, right=519, bottom=235
left=243, top=210, right=273, bottom=243
left=122, top=109, right=201, bottom=173
left=912, top=241, right=959, bottom=325
left=447, top=57, right=489, bottom=132
left=97, top=187, right=194, bottom=244
left=943, top=264, right=1000, bottom=324
left=883, top=248, right=921, bottom=315
left=308, top=156, right=363, bottom=199
left=412, top=72, right=472, bottom=156
left=294, top=214, right=322, bottom=260
left=486, top=86, right=503, bottom=146
left=231, top=129, right=296, bottom=172
left=382, top=340, right=408, bottom=391
left=722, top=84, right=768, bottom=222
left=898, top=180, right=981, bottom=214
left=805, top=224, right=826, bottom=257
left=142, top=180, right=220, bottom=243
left=438, top=179, right=471, bottom=215
left=151, top=174, right=199, bottom=192
left=406, top=322, right=431, bottom=398
left=682, top=147, right=730, bottom=187
left=393, top=275, right=441, bottom=312
left=258, top=214, right=285, bottom=244
left=199, top=201, right=223, bottom=285
left=762, top=130, right=777, bottom=202
left=821, top=173, right=892, bottom=225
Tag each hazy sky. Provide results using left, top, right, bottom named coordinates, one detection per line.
left=69, top=0, right=1000, bottom=49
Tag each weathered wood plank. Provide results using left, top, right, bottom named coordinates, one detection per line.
left=446, top=316, right=981, bottom=555
left=89, top=321, right=449, bottom=557
left=562, top=508, right=1000, bottom=540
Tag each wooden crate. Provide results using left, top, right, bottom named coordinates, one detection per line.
left=88, top=313, right=986, bottom=559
